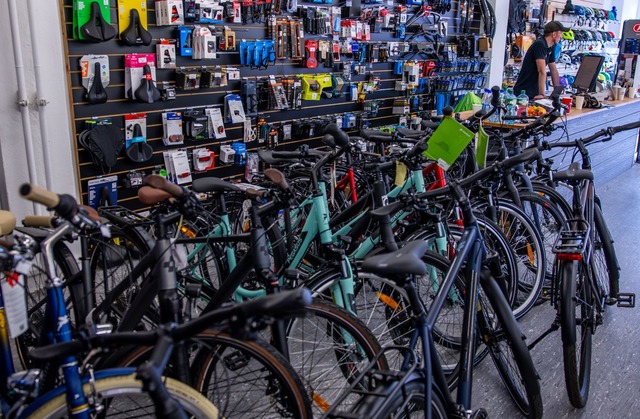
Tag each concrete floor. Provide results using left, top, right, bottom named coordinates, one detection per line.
left=472, top=164, right=640, bottom=418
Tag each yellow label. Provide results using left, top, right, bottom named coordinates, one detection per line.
left=395, top=161, right=407, bottom=187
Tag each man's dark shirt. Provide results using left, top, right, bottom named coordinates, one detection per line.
left=513, top=37, right=555, bottom=99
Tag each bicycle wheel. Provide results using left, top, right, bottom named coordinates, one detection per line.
left=354, top=379, right=449, bottom=419
left=306, top=254, right=467, bottom=389
left=593, top=203, right=620, bottom=301
left=99, top=330, right=312, bottom=418
left=560, top=259, right=594, bottom=408
left=15, top=235, right=79, bottom=371
left=478, top=270, right=543, bottom=419
left=475, top=200, right=546, bottom=319
left=24, top=373, right=218, bottom=418
left=285, top=300, right=387, bottom=417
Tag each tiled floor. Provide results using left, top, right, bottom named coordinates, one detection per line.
left=472, top=164, right=640, bottom=418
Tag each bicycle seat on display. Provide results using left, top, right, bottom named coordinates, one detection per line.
left=87, top=62, right=108, bottom=104
left=80, top=1, right=117, bottom=42
left=78, top=124, right=123, bottom=173
left=121, top=8, right=152, bottom=46
left=125, top=124, right=153, bottom=163
left=134, top=65, right=161, bottom=103
left=361, top=240, right=429, bottom=276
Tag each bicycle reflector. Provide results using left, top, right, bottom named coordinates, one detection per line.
left=556, top=253, right=582, bottom=261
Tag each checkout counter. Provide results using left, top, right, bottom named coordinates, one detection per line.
left=481, top=96, right=640, bottom=186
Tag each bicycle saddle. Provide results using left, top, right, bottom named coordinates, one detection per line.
left=192, top=177, right=241, bottom=193
left=120, top=8, right=152, bottom=46
left=125, top=124, right=153, bottom=163
left=134, top=65, right=161, bottom=103
left=138, top=187, right=173, bottom=205
left=361, top=240, right=429, bottom=277
left=0, top=210, right=16, bottom=236
left=257, top=149, right=290, bottom=166
left=80, top=1, right=117, bottom=42
left=87, top=62, right=108, bottom=104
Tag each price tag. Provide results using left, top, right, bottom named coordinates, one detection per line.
left=1, top=275, right=28, bottom=338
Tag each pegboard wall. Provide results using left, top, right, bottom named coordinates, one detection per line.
left=62, top=0, right=490, bottom=211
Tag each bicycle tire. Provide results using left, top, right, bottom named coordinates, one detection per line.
left=478, top=270, right=543, bottom=419
left=285, top=300, right=387, bottom=417
left=560, top=260, right=594, bottom=408
left=353, top=379, right=449, bottom=419
left=593, top=203, right=620, bottom=301
left=98, top=330, right=312, bottom=419
left=474, top=200, right=546, bottom=319
left=519, top=181, right=573, bottom=220
left=24, top=373, right=218, bottom=418
left=306, top=254, right=468, bottom=389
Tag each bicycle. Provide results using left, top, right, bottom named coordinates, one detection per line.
left=524, top=120, right=640, bottom=408
left=325, top=150, right=544, bottom=418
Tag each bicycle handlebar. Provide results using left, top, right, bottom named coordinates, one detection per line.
left=22, top=215, right=55, bottom=228
left=19, top=184, right=98, bottom=229
left=29, top=288, right=313, bottom=363
left=19, top=184, right=60, bottom=209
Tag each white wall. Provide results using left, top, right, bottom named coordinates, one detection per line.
left=488, top=0, right=511, bottom=88
left=0, top=0, right=77, bottom=220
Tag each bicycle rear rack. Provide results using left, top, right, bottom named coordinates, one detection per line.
left=323, top=345, right=420, bottom=419
left=552, top=218, right=591, bottom=256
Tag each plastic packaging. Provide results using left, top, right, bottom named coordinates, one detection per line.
left=516, top=90, right=529, bottom=116
left=503, top=88, right=517, bottom=124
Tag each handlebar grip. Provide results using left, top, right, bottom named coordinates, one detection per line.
left=0, top=211, right=16, bottom=236
left=23, top=215, right=55, bottom=228
left=442, top=106, right=453, bottom=117
left=611, top=120, right=640, bottom=134
left=490, top=86, right=501, bottom=107
left=501, top=148, right=541, bottom=170
left=407, top=140, right=428, bottom=158
left=19, top=184, right=60, bottom=209
left=144, top=175, right=184, bottom=198
left=551, top=94, right=562, bottom=110
left=324, top=123, right=349, bottom=148
left=245, top=188, right=268, bottom=200
left=238, top=288, right=313, bottom=318
left=271, top=150, right=304, bottom=159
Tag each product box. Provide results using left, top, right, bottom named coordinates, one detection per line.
left=192, top=148, right=215, bottom=172
left=117, top=0, right=148, bottom=35
left=170, top=150, right=192, bottom=184
left=192, top=26, right=217, bottom=59
left=124, top=113, right=147, bottom=149
left=156, top=0, right=184, bottom=25
left=219, top=145, right=236, bottom=164
left=80, top=55, right=110, bottom=91
left=206, top=108, right=226, bottom=139
left=74, top=0, right=111, bottom=40
left=156, top=43, right=177, bottom=69
left=162, top=112, right=184, bottom=146
left=124, top=54, right=156, bottom=99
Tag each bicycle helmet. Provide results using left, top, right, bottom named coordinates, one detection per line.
left=562, top=29, right=575, bottom=41
left=562, top=0, right=575, bottom=15
left=574, top=5, right=585, bottom=15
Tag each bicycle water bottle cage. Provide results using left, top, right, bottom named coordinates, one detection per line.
left=80, top=2, right=117, bottom=42
left=125, top=124, right=153, bottom=163
left=134, top=65, right=161, bottom=103
left=121, top=8, right=152, bottom=46
left=87, top=62, right=108, bottom=104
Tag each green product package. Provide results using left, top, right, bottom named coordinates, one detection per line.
left=423, top=117, right=475, bottom=171
left=74, top=0, right=111, bottom=40
left=475, top=125, right=490, bottom=169
left=453, top=92, right=481, bottom=113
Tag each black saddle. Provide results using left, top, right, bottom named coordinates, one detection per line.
left=134, top=65, right=161, bottom=103
left=87, top=62, right=108, bottom=104
left=80, top=1, right=117, bottom=42
left=192, top=177, right=241, bottom=193
left=120, top=8, right=152, bottom=46
left=361, top=240, right=429, bottom=277
left=125, top=124, right=153, bottom=163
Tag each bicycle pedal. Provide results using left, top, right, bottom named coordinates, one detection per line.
left=616, top=292, right=635, bottom=308
left=470, top=408, right=489, bottom=419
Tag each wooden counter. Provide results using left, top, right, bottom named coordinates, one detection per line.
left=487, top=97, right=640, bottom=186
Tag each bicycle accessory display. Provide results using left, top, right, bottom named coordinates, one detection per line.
left=178, top=26, right=193, bottom=56
left=80, top=55, right=110, bottom=104
left=155, top=0, right=184, bottom=25
left=121, top=8, right=152, bottom=45
left=77, top=1, right=117, bottom=42
left=156, top=41, right=177, bottom=69
left=183, top=110, right=210, bottom=140
left=224, top=94, right=246, bottom=123
left=134, top=65, right=161, bottom=103
left=205, top=108, right=226, bottom=139
left=78, top=122, right=123, bottom=173
left=192, top=148, right=215, bottom=172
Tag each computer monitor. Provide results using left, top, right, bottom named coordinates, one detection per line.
left=572, top=55, right=605, bottom=93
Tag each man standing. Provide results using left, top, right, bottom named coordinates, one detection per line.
left=513, top=21, right=570, bottom=99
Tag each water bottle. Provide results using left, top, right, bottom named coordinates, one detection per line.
left=481, top=88, right=492, bottom=112
left=516, top=90, right=529, bottom=117
left=503, top=88, right=517, bottom=125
